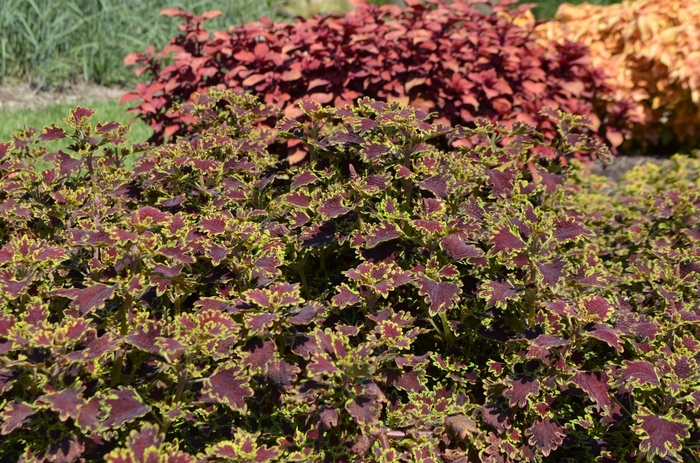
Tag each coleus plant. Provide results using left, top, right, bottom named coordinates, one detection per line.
left=121, top=0, right=638, bottom=159
left=0, top=90, right=699, bottom=462
left=525, top=0, right=700, bottom=153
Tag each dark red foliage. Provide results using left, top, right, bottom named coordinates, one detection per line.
left=122, top=0, right=636, bottom=158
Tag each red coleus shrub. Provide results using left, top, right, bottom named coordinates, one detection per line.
left=122, top=0, right=638, bottom=159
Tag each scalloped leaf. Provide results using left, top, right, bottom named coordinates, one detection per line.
left=633, top=409, right=689, bottom=460
left=202, top=365, right=254, bottom=412
left=414, top=275, right=461, bottom=316
left=102, top=388, right=149, bottom=429
left=525, top=418, right=565, bottom=457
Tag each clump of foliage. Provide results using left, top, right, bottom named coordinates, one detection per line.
left=524, top=0, right=700, bottom=153
left=1, top=90, right=699, bottom=462
left=0, top=0, right=283, bottom=89
left=121, top=0, right=637, bottom=157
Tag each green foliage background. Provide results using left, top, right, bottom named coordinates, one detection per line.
left=0, top=0, right=284, bottom=88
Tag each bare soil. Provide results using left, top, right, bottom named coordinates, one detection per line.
left=0, top=83, right=671, bottom=181
left=0, top=83, right=127, bottom=111
left=590, top=154, right=667, bottom=182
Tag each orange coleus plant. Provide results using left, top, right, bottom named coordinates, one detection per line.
left=519, top=0, right=700, bottom=153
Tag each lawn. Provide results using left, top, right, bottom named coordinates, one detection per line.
left=0, top=99, right=151, bottom=156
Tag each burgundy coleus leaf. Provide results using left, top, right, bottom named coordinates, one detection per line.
left=389, top=368, right=424, bottom=393
left=482, top=280, right=518, bottom=308
left=486, top=168, right=516, bottom=196
left=570, top=371, right=611, bottom=412
left=154, top=337, right=186, bottom=363
left=416, top=175, right=448, bottom=198
left=288, top=210, right=310, bottom=228
left=308, top=353, right=338, bottom=376
left=109, top=422, right=164, bottom=462
left=0, top=370, right=19, bottom=394
left=532, top=334, right=567, bottom=349
left=0, top=401, right=36, bottom=435
left=317, top=194, right=350, bottom=219
left=525, top=417, right=566, bottom=457
left=546, top=299, right=577, bottom=318
left=364, top=221, right=403, bottom=249
left=270, top=282, right=304, bottom=306
left=245, top=289, right=271, bottom=307
left=491, top=225, right=526, bottom=254
left=245, top=282, right=304, bottom=308
left=39, top=124, right=66, bottom=141
left=0, top=278, right=31, bottom=299
left=285, top=191, right=311, bottom=208
left=363, top=174, right=391, bottom=194
left=528, top=334, right=567, bottom=361
left=76, top=396, right=101, bottom=433
left=581, top=295, right=613, bottom=322
left=291, top=170, right=319, bottom=190
left=0, top=312, right=15, bottom=336
left=414, top=275, right=461, bottom=316
left=332, top=284, right=362, bottom=308
left=361, top=143, right=392, bottom=162
left=159, top=246, right=196, bottom=264
left=67, top=332, right=119, bottom=361
left=101, top=388, right=150, bottom=429
left=54, top=284, right=116, bottom=316
left=96, top=120, right=121, bottom=133
left=200, top=215, right=228, bottom=234
left=133, top=206, right=169, bottom=227
left=671, top=355, right=693, bottom=380
left=375, top=320, right=402, bottom=340
left=0, top=245, right=12, bottom=264
left=36, top=245, right=67, bottom=262
left=440, top=233, right=484, bottom=261
left=207, top=243, right=229, bottom=264
left=125, top=321, right=162, bottom=355
left=41, top=437, right=86, bottom=463
left=151, top=263, right=184, bottom=294
left=633, top=408, right=690, bottom=460
left=445, top=415, right=478, bottom=440
left=300, top=222, right=336, bottom=248
left=503, top=376, right=540, bottom=409
left=219, top=430, right=281, bottom=463
left=67, top=107, right=95, bottom=127
left=536, top=258, right=565, bottom=288
left=288, top=302, right=323, bottom=325
left=588, top=323, right=623, bottom=353
left=553, top=217, right=590, bottom=241
left=481, top=403, right=513, bottom=434
left=207, top=432, right=280, bottom=463
left=243, top=339, right=276, bottom=371
left=37, top=387, right=86, bottom=422
left=346, top=395, right=382, bottom=425
left=315, top=408, right=339, bottom=433
left=112, top=228, right=139, bottom=243
left=49, top=150, right=82, bottom=176
left=300, top=99, right=321, bottom=114
left=267, top=359, right=300, bottom=391
left=619, top=360, right=659, bottom=388
left=202, top=364, right=254, bottom=412
left=245, top=313, right=279, bottom=334
left=412, top=219, right=443, bottom=234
